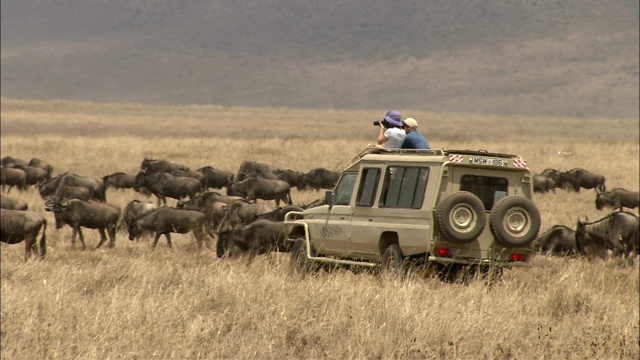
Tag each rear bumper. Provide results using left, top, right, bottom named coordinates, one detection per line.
left=427, top=255, right=530, bottom=268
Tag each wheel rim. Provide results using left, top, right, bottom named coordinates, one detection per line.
left=449, top=204, right=477, bottom=233
left=502, top=206, right=530, bottom=237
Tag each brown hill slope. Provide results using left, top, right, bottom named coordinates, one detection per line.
left=1, top=0, right=638, bottom=118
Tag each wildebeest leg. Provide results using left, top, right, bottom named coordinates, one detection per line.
left=70, top=226, right=78, bottom=249
left=152, top=232, right=162, bottom=248
left=107, top=225, right=116, bottom=248
left=96, top=228, right=108, bottom=249
left=193, top=224, right=210, bottom=250
left=24, top=234, right=36, bottom=261
left=165, top=233, right=172, bottom=248
left=77, top=227, right=87, bottom=250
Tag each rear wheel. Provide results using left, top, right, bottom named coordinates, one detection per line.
left=380, top=244, right=406, bottom=277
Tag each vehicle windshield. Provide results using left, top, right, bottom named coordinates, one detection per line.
left=334, top=172, right=358, bottom=205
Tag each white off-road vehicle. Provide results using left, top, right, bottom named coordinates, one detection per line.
left=284, top=148, right=541, bottom=281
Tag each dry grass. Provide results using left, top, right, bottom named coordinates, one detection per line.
left=1, top=98, right=638, bottom=359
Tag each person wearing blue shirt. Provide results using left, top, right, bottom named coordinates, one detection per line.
left=401, top=118, right=430, bottom=149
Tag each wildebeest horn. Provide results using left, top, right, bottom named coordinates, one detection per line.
left=60, top=199, right=70, bottom=207
left=44, top=198, right=55, bottom=207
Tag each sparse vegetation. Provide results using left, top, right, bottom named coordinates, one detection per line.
left=1, top=98, right=638, bottom=359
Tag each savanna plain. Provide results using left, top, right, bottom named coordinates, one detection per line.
left=1, top=98, right=638, bottom=359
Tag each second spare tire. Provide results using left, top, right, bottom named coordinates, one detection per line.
left=489, top=196, right=541, bottom=247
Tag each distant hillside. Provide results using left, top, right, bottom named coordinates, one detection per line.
left=1, top=0, right=638, bottom=118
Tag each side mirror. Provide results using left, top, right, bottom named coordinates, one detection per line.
left=325, top=191, right=335, bottom=209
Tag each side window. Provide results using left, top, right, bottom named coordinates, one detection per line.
left=460, top=175, right=508, bottom=210
left=334, top=172, right=358, bottom=206
left=356, top=168, right=381, bottom=207
left=380, top=167, right=429, bottom=208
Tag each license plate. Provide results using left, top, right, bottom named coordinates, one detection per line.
left=470, top=157, right=506, bottom=167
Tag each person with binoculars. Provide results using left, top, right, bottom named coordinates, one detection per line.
left=372, top=110, right=406, bottom=148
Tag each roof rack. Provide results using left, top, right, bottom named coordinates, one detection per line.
left=352, top=147, right=445, bottom=162
left=442, top=149, right=520, bottom=159
left=352, top=147, right=522, bottom=163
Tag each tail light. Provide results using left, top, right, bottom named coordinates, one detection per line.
left=510, top=253, right=526, bottom=262
left=434, top=247, right=450, bottom=257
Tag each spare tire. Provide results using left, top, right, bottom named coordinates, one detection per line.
left=489, top=196, right=541, bottom=247
left=435, top=191, right=486, bottom=243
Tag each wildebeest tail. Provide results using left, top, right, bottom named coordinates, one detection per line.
left=40, top=219, right=47, bottom=258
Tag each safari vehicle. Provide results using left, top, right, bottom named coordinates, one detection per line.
left=284, top=147, right=541, bottom=281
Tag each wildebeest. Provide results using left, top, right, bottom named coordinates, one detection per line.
left=302, top=167, right=340, bottom=190
left=176, top=196, right=229, bottom=236
left=532, top=225, right=577, bottom=256
left=27, top=158, right=53, bottom=178
left=127, top=207, right=212, bottom=250
left=236, top=161, right=281, bottom=182
left=119, top=200, right=157, bottom=237
left=533, top=175, right=556, bottom=193
left=172, top=169, right=205, bottom=185
left=134, top=171, right=202, bottom=206
left=196, top=166, right=235, bottom=190
left=559, top=168, right=606, bottom=192
left=595, top=188, right=640, bottom=211
left=0, top=195, right=28, bottom=210
left=539, top=168, right=561, bottom=186
left=8, top=164, right=50, bottom=185
left=242, top=168, right=279, bottom=181
left=140, top=158, right=189, bottom=174
left=0, top=156, right=28, bottom=167
left=176, top=191, right=243, bottom=209
left=49, top=185, right=92, bottom=202
left=216, top=219, right=288, bottom=260
left=44, top=199, right=120, bottom=249
left=38, top=172, right=106, bottom=201
left=1, top=209, right=47, bottom=261
left=102, top=172, right=137, bottom=191
left=277, top=169, right=306, bottom=189
left=254, top=205, right=305, bottom=222
left=217, top=199, right=277, bottom=231
left=1, top=166, right=28, bottom=193
left=227, top=177, right=292, bottom=206
left=575, top=211, right=639, bottom=263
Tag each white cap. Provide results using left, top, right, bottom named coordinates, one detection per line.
left=403, top=118, right=418, bottom=128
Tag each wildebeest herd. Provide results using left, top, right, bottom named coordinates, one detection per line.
left=1, top=155, right=337, bottom=261
left=532, top=167, right=639, bottom=265
left=1, top=155, right=638, bottom=267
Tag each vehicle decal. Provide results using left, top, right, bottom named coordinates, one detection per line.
left=513, top=159, right=527, bottom=167
left=320, top=224, right=344, bottom=238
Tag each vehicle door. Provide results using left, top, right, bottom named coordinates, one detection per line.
left=349, top=165, right=384, bottom=256
left=311, top=172, right=357, bottom=255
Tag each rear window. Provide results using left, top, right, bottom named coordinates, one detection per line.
left=460, top=175, right=508, bottom=210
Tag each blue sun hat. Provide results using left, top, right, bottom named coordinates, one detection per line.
left=383, top=110, right=403, bottom=127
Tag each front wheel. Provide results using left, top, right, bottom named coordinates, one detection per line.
left=289, top=238, right=317, bottom=278
left=380, top=244, right=406, bottom=277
